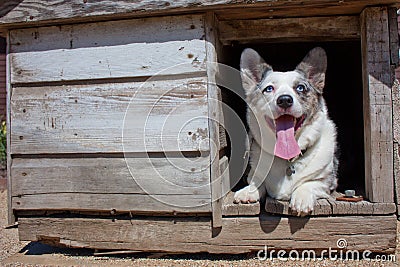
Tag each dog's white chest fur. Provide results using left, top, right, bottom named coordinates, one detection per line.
left=234, top=47, right=338, bottom=216
left=250, top=108, right=337, bottom=201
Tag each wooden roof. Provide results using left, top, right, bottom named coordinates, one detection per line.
left=0, top=0, right=399, bottom=29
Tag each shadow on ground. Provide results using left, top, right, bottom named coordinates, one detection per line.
left=19, top=241, right=254, bottom=260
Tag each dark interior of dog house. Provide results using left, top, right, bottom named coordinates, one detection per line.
left=219, top=41, right=365, bottom=197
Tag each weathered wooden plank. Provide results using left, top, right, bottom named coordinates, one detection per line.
left=1, top=0, right=399, bottom=27
left=217, top=2, right=400, bottom=20
left=11, top=157, right=210, bottom=197
left=9, top=15, right=206, bottom=83
left=11, top=77, right=209, bottom=154
left=5, top=31, right=15, bottom=225
left=395, top=144, right=400, bottom=215
left=218, top=16, right=360, bottom=45
left=222, top=191, right=260, bottom=216
left=313, top=198, right=333, bottom=215
left=361, top=7, right=394, bottom=203
left=205, top=13, right=224, bottom=228
left=265, top=196, right=396, bottom=215
left=12, top=193, right=211, bottom=213
left=18, top=214, right=397, bottom=253
left=18, top=216, right=213, bottom=252
left=265, top=197, right=336, bottom=215
left=388, top=7, right=399, bottom=67
left=394, top=80, right=400, bottom=215
left=330, top=198, right=395, bottom=215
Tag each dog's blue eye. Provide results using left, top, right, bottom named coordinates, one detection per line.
left=296, top=84, right=306, bottom=93
left=262, top=85, right=274, bottom=94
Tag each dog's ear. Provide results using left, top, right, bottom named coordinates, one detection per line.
left=296, top=47, right=327, bottom=93
left=240, top=48, right=272, bottom=93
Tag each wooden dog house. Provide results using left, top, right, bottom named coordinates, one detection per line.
left=0, top=0, right=399, bottom=254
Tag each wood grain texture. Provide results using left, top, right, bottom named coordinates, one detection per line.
left=205, top=13, right=223, bottom=228
left=5, top=32, right=15, bottom=225
left=11, top=78, right=209, bottom=154
left=1, top=0, right=399, bottom=26
left=395, top=141, right=400, bottom=215
left=218, top=16, right=360, bottom=45
left=9, top=15, right=206, bottom=84
left=216, top=1, right=400, bottom=20
left=11, top=157, right=210, bottom=196
left=361, top=7, right=394, bottom=203
left=222, top=191, right=260, bottom=216
left=265, top=196, right=396, bottom=216
left=388, top=7, right=399, bottom=67
left=393, top=80, right=400, bottom=214
left=18, top=214, right=397, bottom=253
left=12, top=192, right=211, bottom=214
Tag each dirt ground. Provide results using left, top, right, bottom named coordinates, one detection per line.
left=0, top=188, right=399, bottom=267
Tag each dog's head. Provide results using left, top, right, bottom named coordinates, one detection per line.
left=240, top=47, right=327, bottom=160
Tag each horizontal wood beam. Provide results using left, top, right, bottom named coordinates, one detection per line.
left=12, top=193, right=211, bottom=213
left=9, top=15, right=206, bottom=84
left=218, top=16, right=360, bottom=45
left=0, top=1, right=399, bottom=28
left=10, top=78, right=209, bottom=154
left=18, top=214, right=397, bottom=253
left=11, top=157, right=211, bottom=196
left=265, top=197, right=396, bottom=215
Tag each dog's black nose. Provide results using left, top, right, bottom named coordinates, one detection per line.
left=277, top=95, right=293, bottom=109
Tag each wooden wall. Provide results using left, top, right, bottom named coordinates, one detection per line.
left=8, top=14, right=214, bottom=217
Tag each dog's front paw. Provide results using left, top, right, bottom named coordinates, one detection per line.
left=289, top=190, right=316, bottom=216
left=233, top=185, right=260, bottom=204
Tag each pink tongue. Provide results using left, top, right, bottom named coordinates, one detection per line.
left=274, top=115, right=301, bottom=160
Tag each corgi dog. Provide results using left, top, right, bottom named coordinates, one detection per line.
left=234, top=47, right=338, bottom=216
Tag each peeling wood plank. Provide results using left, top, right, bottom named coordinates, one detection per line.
left=9, top=15, right=206, bottom=83
left=18, top=214, right=397, bottom=253
left=11, top=78, right=209, bottom=154
left=361, top=7, right=394, bottom=203
left=11, top=157, right=211, bottom=197
left=218, top=16, right=360, bottom=45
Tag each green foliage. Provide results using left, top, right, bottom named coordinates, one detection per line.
left=0, top=121, right=6, bottom=166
